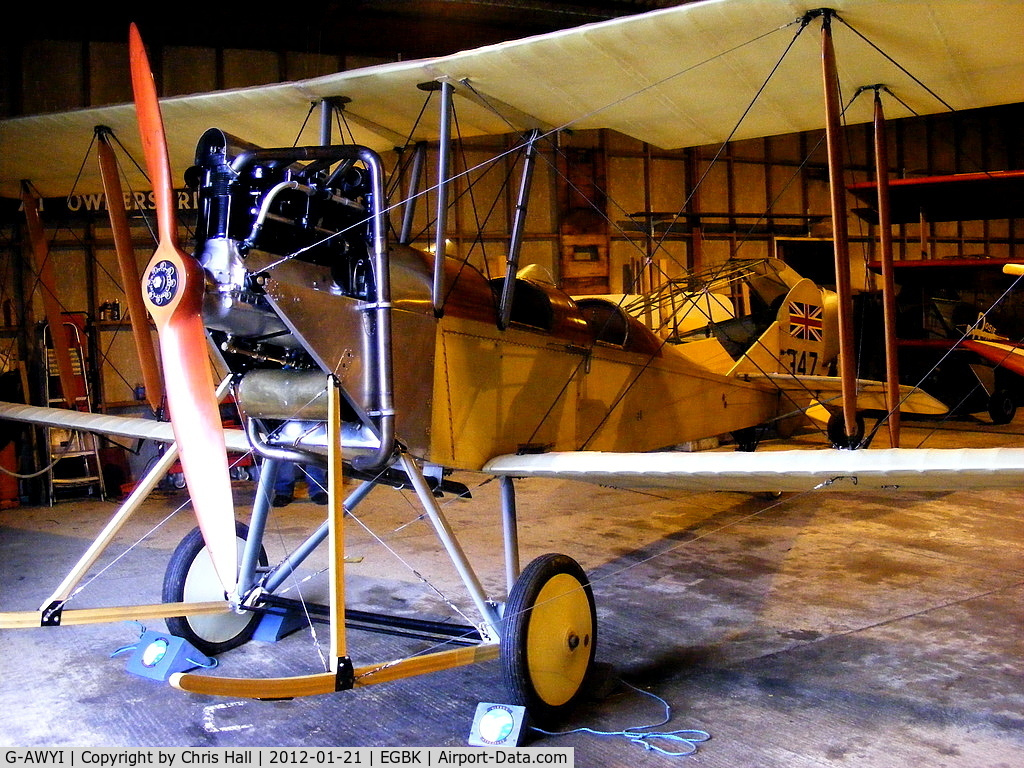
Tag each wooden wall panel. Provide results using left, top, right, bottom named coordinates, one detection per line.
left=526, top=157, right=556, bottom=234
left=164, top=47, right=217, bottom=95
left=606, top=156, right=644, bottom=218
left=455, top=147, right=508, bottom=236
left=648, top=157, right=687, bottom=212
left=96, top=327, right=145, bottom=407
left=223, top=49, right=281, bottom=89
left=88, top=43, right=131, bottom=107
left=22, top=41, right=84, bottom=114
left=518, top=241, right=558, bottom=282
left=285, top=52, right=344, bottom=81
left=732, top=162, right=766, bottom=214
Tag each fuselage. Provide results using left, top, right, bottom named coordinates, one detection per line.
left=189, top=133, right=780, bottom=471
left=222, top=242, right=781, bottom=470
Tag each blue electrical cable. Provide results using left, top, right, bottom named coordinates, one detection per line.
left=531, top=681, right=711, bottom=757
left=109, top=621, right=149, bottom=657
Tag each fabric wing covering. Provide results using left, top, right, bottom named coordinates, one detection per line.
left=2, top=0, right=1022, bottom=198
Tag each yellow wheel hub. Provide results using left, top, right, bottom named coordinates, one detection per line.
left=524, top=573, right=593, bottom=707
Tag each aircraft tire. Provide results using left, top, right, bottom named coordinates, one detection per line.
left=501, top=553, right=596, bottom=728
left=731, top=427, right=759, bottom=452
left=163, top=521, right=267, bottom=655
left=988, top=389, right=1016, bottom=425
left=826, top=412, right=865, bottom=449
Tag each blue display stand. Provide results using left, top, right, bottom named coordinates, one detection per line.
left=125, top=630, right=216, bottom=682
left=253, top=607, right=311, bottom=643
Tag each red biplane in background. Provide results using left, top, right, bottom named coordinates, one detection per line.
left=0, top=0, right=1023, bottom=725
left=849, top=170, right=1024, bottom=423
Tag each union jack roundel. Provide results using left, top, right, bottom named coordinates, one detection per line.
left=789, top=301, right=823, bottom=342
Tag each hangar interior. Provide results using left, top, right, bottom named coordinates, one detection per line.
left=0, top=1, right=1021, bottom=763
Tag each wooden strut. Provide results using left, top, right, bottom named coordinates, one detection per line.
left=95, top=127, right=165, bottom=414
left=0, top=383, right=500, bottom=699
left=820, top=11, right=859, bottom=443
left=169, top=644, right=501, bottom=700
left=20, top=188, right=83, bottom=409
left=0, top=600, right=230, bottom=630
left=872, top=90, right=901, bottom=447
left=327, top=380, right=349, bottom=678
left=36, top=376, right=234, bottom=610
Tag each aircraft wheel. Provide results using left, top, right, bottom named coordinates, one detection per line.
left=988, top=389, right=1016, bottom=425
left=731, top=427, right=759, bottom=452
left=826, top=412, right=865, bottom=449
left=501, top=553, right=596, bottom=727
left=163, top=521, right=267, bottom=655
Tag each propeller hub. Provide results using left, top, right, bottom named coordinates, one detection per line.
left=146, top=260, right=179, bottom=307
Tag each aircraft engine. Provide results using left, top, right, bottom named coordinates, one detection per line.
left=185, top=128, right=399, bottom=470
left=188, top=128, right=377, bottom=371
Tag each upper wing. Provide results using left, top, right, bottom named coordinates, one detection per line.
left=0, top=401, right=250, bottom=453
left=3, top=0, right=1022, bottom=197
left=483, top=446, right=1024, bottom=493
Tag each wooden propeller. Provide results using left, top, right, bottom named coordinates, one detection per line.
left=129, top=23, right=237, bottom=594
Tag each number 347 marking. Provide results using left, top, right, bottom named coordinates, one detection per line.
left=782, top=348, right=819, bottom=375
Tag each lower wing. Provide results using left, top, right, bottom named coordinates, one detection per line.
left=484, top=447, right=1024, bottom=493
left=0, top=401, right=249, bottom=453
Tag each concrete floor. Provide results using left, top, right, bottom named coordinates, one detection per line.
left=0, top=419, right=1022, bottom=766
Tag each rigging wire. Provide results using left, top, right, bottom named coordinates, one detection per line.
left=865, top=269, right=1024, bottom=447
left=453, top=109, right=816, bottom=450
left=567, top=17, right=832, bottom=450
left=234, top=6, right=1014, bottom=457
left=833, top=12, right=958, bottom=114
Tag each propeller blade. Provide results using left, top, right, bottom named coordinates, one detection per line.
left=129, top=23, right=237, bottom=594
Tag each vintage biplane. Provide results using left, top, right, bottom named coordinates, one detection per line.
left=1, top=0, right=1024, bottom=727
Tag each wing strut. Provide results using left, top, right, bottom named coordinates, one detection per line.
left=429, top=79, right=453, bottom=317
left=129, top=24, right=237, bottom=594
left=399, top=142, right=427, bottom=245
left=20, top=188, right=82, bottom=409
left=871, top=89, right=901, bottom=447
left=498, top=130, right=540, bottom=330
left=95, top=126, right=165, bottom=414
left=819, top=10, right=859, bottom=444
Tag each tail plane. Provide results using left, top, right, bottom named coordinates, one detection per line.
left=729, top=275, right=945, bottom=439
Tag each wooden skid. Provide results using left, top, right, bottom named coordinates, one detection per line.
left=170, top=643, right=500, bottom=700
left=171, top=670, right=340, bottom=699
left=0, top=600, right=230, bottom=629
left=353, top=643, right=500, bottom=688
